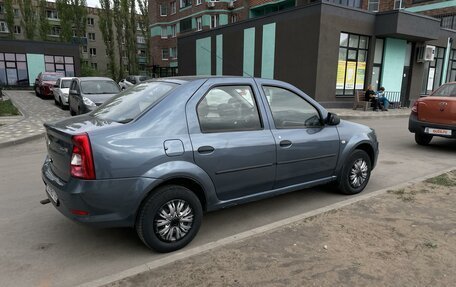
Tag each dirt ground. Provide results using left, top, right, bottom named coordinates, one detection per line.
left=108, top=171, right=456, bottom=287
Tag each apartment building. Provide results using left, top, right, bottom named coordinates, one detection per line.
left=177, top=1, right=456, bottom=107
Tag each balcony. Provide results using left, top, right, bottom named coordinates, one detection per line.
left=433, top=13, right=456, bottom=31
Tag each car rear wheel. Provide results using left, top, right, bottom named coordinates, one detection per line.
left=414, top=133, right=433, bottom=146
left=54, top=97, right=59, bottom=106
left=136, top=185, right=202, bottom=253
left=337, top=149, right=371, bottom=195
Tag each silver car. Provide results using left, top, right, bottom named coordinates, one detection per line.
left=68, top=77, right=120, bottom=116
left=53, top=77, right=74, bottom=109
left=42, top=77, right=379, bottom=253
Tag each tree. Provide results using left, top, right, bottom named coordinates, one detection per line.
left=99, top=0, right=117, bottom=79
left=18, top=0, right=36, bottom=40
left=113, top=0, right=125, bottom=79
left=4, top=0, right=15, bottom=39
left=72, top=0, right=87, bottom=42
left=38, top=0, right=51, bottom=41
left=137, top=0, right=150, bottom=72
left=56, top=0, right=73, bottom=42
left=125, top=0, right=137, bottom=75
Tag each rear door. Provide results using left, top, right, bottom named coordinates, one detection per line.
left=419, top=84, right=456, bottom=125
left=257, top=82, right=340, bottom=188
left=186, top=78, right=276, bottom=200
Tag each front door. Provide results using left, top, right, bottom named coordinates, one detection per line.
left=186, top=79, right=276, bottom=200
left=260, top=85, right=340, bottom=188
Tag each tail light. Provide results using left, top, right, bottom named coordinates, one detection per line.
left=411, top=101, right=418, bottom=114
left=70, top=133, right=96, bottom=180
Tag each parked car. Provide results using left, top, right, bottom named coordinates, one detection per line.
left=53, top=77, right=74, bottom=109
left=68, top=77, right=120, bottom=116
left=41, top=77, right=379, bottom=253
left=409, top=82, right=456, bottom=145
left=119, top=75, right=150, bottom=90
left=34, top=72, right=64, bottom=98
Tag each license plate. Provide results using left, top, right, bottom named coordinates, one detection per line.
left=46, top=185, right=59, bottom=204
left=425, top=127, right=452, bottom=136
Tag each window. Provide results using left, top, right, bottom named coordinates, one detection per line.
left=180, top=0, right=192, bottom=8
left=137, top=36, right=146, bottom=44
left=171, top=24, right=176, bottom=37
left=171, top=1, right=177, bottom=14
left=0, top=53, right=28, bottom=87
left=325, top=0, right=362, bottom=8
left=46, top=10, right=58, bottom=19
left=197, top=86, right=262, bottom=133
left=50, top=26, right=60, bottom=36
left=368, top=0, right=379, bottom=12
left=394, top=0, right=404, bottom=9
left=87, top=17, right=94, bottom=26
left=0, top=21, right=9, bottom=33
left=447, top=49, right=456, bottom=82
left=230, top=14, right=238, bottom=23
left=89, top=48, right=97, bottom=56
left=0, top=5, right=4, bottom=14
left=196, top=0, right=202, bottom=5
left=210, top=15, right=219, bottom=29
left=439, top=14, right=456, bottom=30
left=162, top=48, right=169, bottom=60
left=14, top=8, right=20, bottom=17
left=44, top=55, right=74, bottom=77
left=91, top=63, right=97, bottom=70
left=262, top=86, right=321, bottom=129
left=138, top=49, right=146, bottom=57
left=160, top=4, right=167, bottom=16
left=88, top=32, right=95, bottom=41
left=196, top=17, right=202, bottom=31
left=421, top=46, right=445, bottom=95
left=170, top=47, right=177, bottom=59
left=371, top=38, right=384, bottom=91
left=83, top=45, right=88, bottom=53
left=432, top=83, right=456, bottom=97
left=161, top=26, right=167, bottom=38
left=336, top=32, right=369, bottom=96
left=14, top=26, right=21, bottom=34
left=179, top=18, right=192, bottom=33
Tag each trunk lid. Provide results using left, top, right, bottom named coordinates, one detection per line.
left=44, top=115, right=121, bottom=182
left=417, top=97, right=456, bottom=125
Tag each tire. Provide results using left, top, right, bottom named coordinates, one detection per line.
left=136, top=185, right=203, bottom=253
left=415, top=133, right=432, bottom=146
left=54, top=97, right=59, bottom=106
left=337, top=149, right=372, bottom=195
left=59, top=97, right=66, bottom=110
left=70, top=106, right=76, bottom=116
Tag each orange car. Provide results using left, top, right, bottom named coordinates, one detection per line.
left=409, top=82, right=456, bottom=145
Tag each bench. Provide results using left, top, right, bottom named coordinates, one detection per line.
left=353, top=91, right=370, bottom=111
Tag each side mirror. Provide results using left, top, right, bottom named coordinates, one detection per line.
left=326, top=113, right=340, bottom=126
left=53, top=84, right=58, bottom=88
left=69, top=90, right=78, bottom=95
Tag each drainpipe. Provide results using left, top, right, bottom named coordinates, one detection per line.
left=441, top=37, right=453, bottom=85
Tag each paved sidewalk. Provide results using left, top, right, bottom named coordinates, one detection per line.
left=0, top=90, right=411, bottom=148
left=0, top=90, right=69, bottom=148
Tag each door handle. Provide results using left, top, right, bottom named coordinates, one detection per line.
left=197, top=146, right=215, bottom=154
left=279, top=140, right=292, bottom=147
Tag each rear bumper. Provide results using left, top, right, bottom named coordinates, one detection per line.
left=408, top=114, right=456, bottom=138
left=41, top=159, right=161, bottom=228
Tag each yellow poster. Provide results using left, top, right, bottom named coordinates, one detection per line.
left=336, top=60, right=346, bottom=89
left=356, top=62, right=366, bottom=89
left=345, top=61, right=356, bottom=89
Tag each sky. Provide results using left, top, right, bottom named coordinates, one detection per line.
left=86, top=0, right=100, bottom=8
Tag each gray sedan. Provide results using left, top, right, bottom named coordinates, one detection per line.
left=41, top=77, right=379, bottom=253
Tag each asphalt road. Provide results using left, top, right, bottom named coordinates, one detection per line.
left=0, top=117, right=454, bottom=287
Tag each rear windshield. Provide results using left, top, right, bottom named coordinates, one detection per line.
left=81, top=80, right=120, bottom=94
left=43, top=74, right=62, bottom=81
left=432, top=84, right=456, bottom=97
left=61, top=80, right=72, bottom=88
left=92, top=81, right=178, bottom=123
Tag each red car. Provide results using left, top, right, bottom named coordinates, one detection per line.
left=409, top=82, right=456, bottom=145
left=34, top=72, right=64, bottom=98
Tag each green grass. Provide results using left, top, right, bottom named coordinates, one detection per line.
left=0, top=100, right=20, bottom=116
left=425, top=174, right=456, bottom=187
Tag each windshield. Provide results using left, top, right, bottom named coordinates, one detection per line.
left=432, top=84, right=456, bottom=97
left=81, top=80, right=120, bottom=94
left=43, top=74, right=62, bottom=81
left=92, top=81, right=178, bottom=123
left=61, top=80, right=72, bottom=88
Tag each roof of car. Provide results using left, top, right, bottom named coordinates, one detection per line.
left=154, top=76, right=261, bottom=85
left=77, top=77, right=116, bottom=82
left=59, top=77, right=74, bottom=80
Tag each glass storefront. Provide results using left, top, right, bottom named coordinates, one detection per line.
left=45, top=55, right=75, bottom=77
left=336, top=32, right=369, bottom=96
left=0, top=53, right=29, bottom=87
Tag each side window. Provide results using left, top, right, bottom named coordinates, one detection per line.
left=263, top=86, right=321, bottom=129
left=55, top=79, right=60, bottom=87
left=197, top=85, right=262, bottom=133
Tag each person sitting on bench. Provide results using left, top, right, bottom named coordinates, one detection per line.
left=365, top=85, right=380, bottom=111
left=376, top=87, right=389, bottom=111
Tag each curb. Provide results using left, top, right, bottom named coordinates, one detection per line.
left=77, top=166, right=456, bottom=287
left=0, top=132, right=45, bottom=148
left=339, top=114, right=409, bottom=120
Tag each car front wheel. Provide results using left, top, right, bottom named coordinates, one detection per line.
left=414, top=133, right=433, bottom=146
left=136, top=185, right=202, bottom=253
left=337, top=149, right=371, bottom=195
